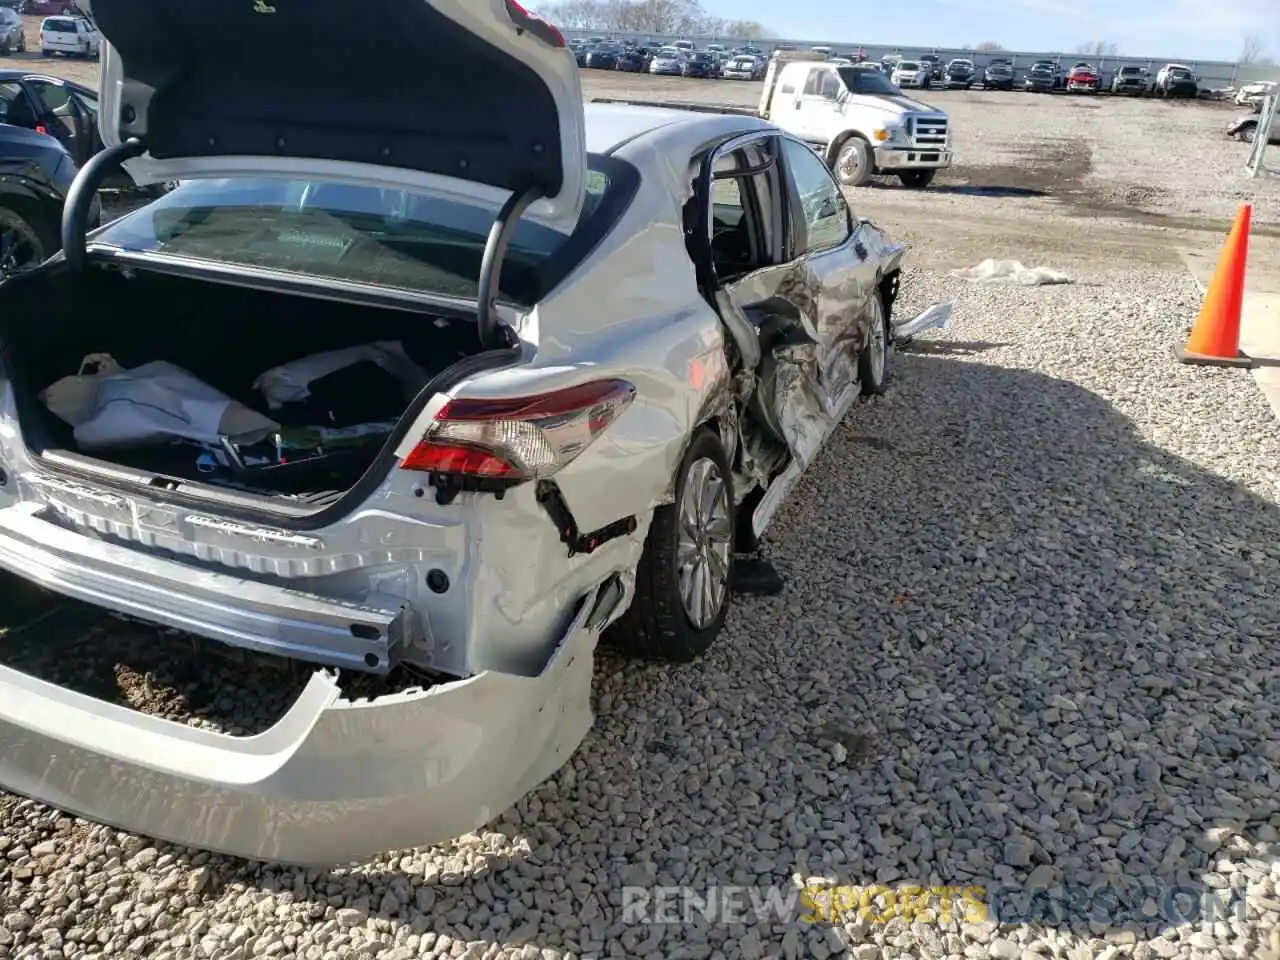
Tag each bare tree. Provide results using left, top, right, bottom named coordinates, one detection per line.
left=1076, top=40, right=1119, bottom=57
left=975, top=41, right=1005, bottom=52
left=1239, top=30, right=1267, bottom=64
left=538, top=0, right=768, bottom=38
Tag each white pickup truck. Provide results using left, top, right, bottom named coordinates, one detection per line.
left=757, top=50, right=952, bottom=188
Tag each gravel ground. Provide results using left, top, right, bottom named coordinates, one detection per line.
left=4, top=66, right=1280, bottom=960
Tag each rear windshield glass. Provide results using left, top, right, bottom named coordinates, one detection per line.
left=44, top=18, right=77, bottom=31
left=90, top=158, right=639, bottom=305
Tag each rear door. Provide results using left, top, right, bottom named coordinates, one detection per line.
left=24, top=76, right=90, bottom=164
left=697, top=132, right=878, bottom=470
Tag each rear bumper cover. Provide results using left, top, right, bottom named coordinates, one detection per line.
left=0, top=506, right=607, bottom=864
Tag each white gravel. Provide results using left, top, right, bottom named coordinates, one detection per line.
left=5, top=75, right=1280, bottom=960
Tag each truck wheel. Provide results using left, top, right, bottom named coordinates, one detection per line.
left=859, top=288, right=891, bottom=395
left=897, top=169, right=936, bottom=189
left=830, top=135, right=875, bottom=187
left=608, top=427, right=734, bottom=663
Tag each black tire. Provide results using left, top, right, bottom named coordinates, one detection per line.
left=859, top=288, right=891, bottom=395
left=608, top=427, right=734, bottom=663
left=829, top=134, right=875, bottom=187
left=897, top=169, right=936, bottom=189
left=1242, top=125, right=1256, bottom=144
left=0, top=202, right=57, bottom=278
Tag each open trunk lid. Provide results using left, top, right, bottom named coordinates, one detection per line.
left=77, top=0, right=587, bottom=229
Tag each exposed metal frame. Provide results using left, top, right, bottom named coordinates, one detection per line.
left=1246, top=93, right=1278, bottom=179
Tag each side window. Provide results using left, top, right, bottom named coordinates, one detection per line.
left=820, top=72, right=842, bottom=99
left=30, top=80, right=72, bottom=117
left=702, top=138, right=780, bottom=281
left=781, top=139, right=851, bottom=255
left=802, top=70, right=822, bottom=96
left=0, top=83, right=24, bottom=125
left=0, top=82, right=36, bottom=128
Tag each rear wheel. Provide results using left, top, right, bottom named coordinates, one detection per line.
left=897, top=169, right=936, bottom=189
left=609, top=427, right=734, bottom=662
left=859, top=289, right=891, bottom=395
left=831, top=135, right=875, bottom=187
left=0, top=205, right=56, bottom=279
left=1242, top=125, right=1257, bottom=144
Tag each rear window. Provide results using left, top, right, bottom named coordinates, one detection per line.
left=90, top=159, right=640, bottom=305
left=43, top=17, right=77, bottom=31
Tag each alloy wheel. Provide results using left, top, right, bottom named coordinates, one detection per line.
left=676, top=457, right=733, bottom=629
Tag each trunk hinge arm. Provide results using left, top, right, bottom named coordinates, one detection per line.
left=476, top=184, right=544, bottom=352
left=61, top=138, right=147, bottom=273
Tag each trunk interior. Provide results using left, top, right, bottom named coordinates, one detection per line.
left=2, top=262, right=495, bottom=511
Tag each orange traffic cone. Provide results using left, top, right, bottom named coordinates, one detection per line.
left=1177, top=204, right=1253, bottom=367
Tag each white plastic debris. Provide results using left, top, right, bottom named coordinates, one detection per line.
left=252, top=341, right=429, bottom=410
left=41, top=358, right=279, bottom=450
left=893, top=302, right=954, bottom=341
left=951, top=259, right=1073, bottom=286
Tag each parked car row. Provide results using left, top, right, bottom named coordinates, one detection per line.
left=0, top=11, right=100, bottom=57
left=570, top=37, right=768, bottom=79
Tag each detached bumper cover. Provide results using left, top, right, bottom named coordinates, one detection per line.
left=0, top=503, right=605, bottom=865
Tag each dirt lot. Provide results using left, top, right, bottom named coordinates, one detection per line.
left=3, top=44, right=1280, bottom=960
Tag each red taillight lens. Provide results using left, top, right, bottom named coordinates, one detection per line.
left=35, top=124, right=47, bottom=136
left=505, top=0, right=566, bottom=48
left=401, top=379, right=635, bottom=480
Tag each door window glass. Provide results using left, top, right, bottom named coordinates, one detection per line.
left=29, top=80, right=72, bottom=117
left=781, top=139, right=851, bottom=254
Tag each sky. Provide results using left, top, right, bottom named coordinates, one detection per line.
left=700, top=0, right=1279, bottom=63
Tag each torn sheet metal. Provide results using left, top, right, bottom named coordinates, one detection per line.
left=893, top=302, right=954, bottom=345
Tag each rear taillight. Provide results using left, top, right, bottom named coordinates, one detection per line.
left=504, top=0, right=566, bottom=48
left=401, top=379, right=635, bottom=480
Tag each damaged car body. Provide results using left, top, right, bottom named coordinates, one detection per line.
left=0, top=0, right=944, bottom=864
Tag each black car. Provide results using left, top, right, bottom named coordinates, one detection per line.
left=682, top=51, right=718, bottom=78
left=983, top=62, right=1014, bottom=90
left=0, top=123, right=100, bottom=276
left=919, top=54, right=943, bottom=82
left=1158, top=66, right=1198, bottom=98
left=615, top=47, right=650, bottom=72
left=945, top=59, right=975, bottom=89
left=0, top=70, right=169, bottom=193
left=584, top=44, right=620, bottom=69
left=1024, top=65, right=1057, bottom=92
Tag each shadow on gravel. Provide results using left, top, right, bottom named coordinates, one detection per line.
left=1, top=353, right=1278, bottom=957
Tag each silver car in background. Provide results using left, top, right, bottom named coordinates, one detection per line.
left=649, top=45, right=686, bottom=75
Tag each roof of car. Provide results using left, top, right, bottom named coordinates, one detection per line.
left=0, top=69, right=93, bottom=93
left=584, top=101, right=771, bottom=156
